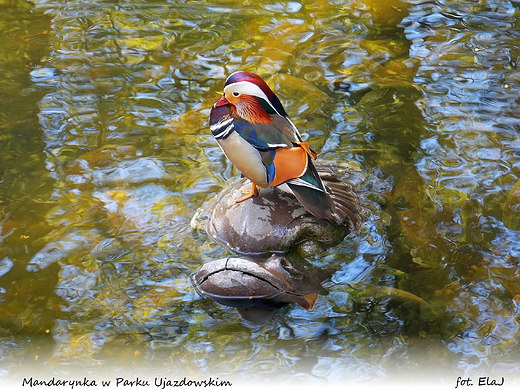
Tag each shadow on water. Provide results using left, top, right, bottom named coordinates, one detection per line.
left=0, top=0, right=519, bottom=387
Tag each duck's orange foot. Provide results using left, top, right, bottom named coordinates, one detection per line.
left=236, top=183, right=260, bottom=203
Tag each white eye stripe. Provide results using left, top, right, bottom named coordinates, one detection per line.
left=224, top=81, right=281, bottom=114
left=225, top=81, right=266, bottom=99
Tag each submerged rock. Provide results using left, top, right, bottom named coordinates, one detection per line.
left=190, top=255, right=333, bottom=324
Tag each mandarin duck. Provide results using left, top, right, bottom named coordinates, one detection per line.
left=209, top=71, right=335, bottom=220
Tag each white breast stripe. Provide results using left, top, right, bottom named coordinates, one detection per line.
left=211, top=117, right=235, bottom=139
left=213, top=123, right=235, bottom=140
left=210, top=117, right=233, bottom=132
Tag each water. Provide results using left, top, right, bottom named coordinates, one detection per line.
left=1, top=0, right=520, bottom=387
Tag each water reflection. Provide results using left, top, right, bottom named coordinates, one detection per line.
left=0, top=0, right=519, bottom=387
left=405, top=0, right=520, bottom=380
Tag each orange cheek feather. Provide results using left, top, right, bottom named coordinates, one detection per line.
left=269, top=146, right=308, bottom=187
left=228, top=94, right=271, bottom=124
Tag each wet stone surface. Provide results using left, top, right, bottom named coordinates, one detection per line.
left=191, top=162, right=364, bottom=257
left=190, top=161, right=365, bottom=323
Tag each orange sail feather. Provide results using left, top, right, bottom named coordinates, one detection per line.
left=270, top=147, right=308, bottom=187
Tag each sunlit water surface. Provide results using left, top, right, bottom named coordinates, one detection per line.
left=1, top=0, right=520, bottom=387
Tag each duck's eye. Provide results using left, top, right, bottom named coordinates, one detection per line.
left=232, top=91, right=240, bottom=97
